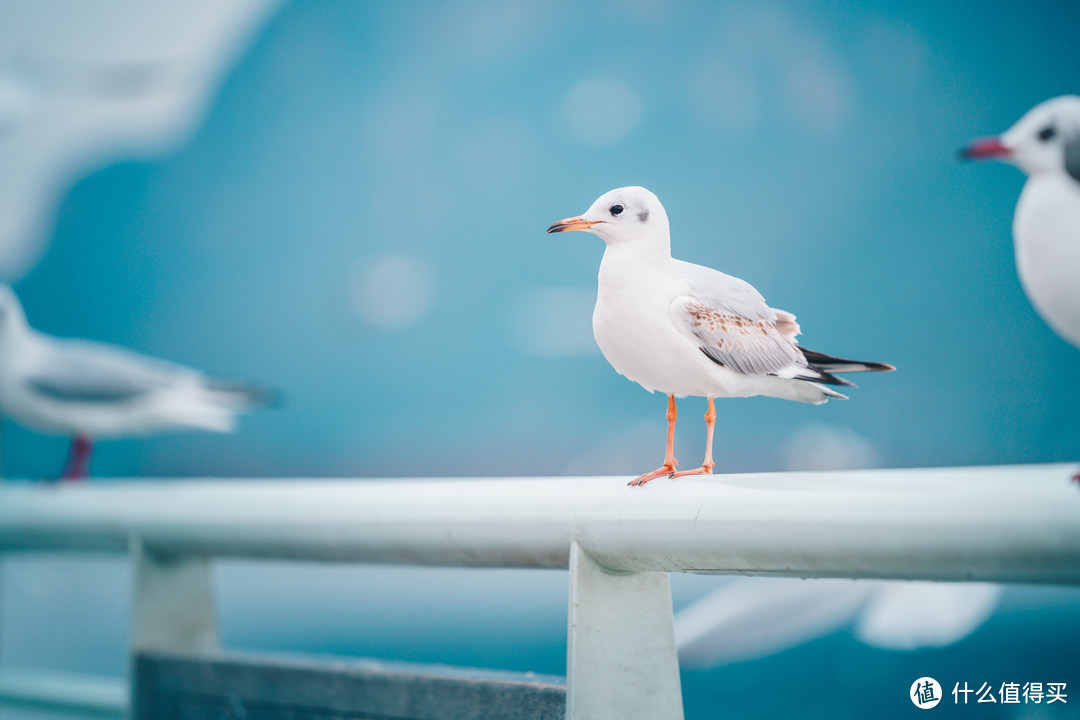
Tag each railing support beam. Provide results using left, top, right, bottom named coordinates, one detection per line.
left=130, top=540, right=217, bottom=653
left=567, top=540, right=684, bottom=720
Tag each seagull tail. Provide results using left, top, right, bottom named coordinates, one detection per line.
left=206, top=378, right=282, bottom=410
left=800, top=348, right=895, bottom=375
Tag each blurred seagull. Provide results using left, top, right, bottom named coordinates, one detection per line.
left=0, top=285, right=274, bottom=480
left=961, top=96, right=1080, bottom=350
left=548, top=187, right=893, bottom=486
left=675, top=578, right=1002, bottom=668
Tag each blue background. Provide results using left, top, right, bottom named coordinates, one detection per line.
left=7, top=0, right=1080, bottom=478
left=3, top=2, right=1080, bottom=719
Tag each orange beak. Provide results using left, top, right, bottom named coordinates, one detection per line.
left=547, top=216, right=602, bottom=233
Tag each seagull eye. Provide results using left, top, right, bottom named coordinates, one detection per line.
left=1038, top=125, right=1056, bottom=142
left=610, top=204, right=624, bottom=216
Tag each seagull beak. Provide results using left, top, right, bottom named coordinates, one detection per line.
left=547, top=216, right=602, bottom=233
left=959, top=136, right=1012, bottom=160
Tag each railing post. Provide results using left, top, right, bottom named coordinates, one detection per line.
left=566, top=540, right=684, bottom=720
left=129, top=539, right=217, bottom=719
left=130, top=540, right=217, bottom=653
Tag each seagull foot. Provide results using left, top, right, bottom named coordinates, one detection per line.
left=1072, top=468, right=1080, bottom=485
left=670, top=464, right=715, bottom=479
left=628, top=464, right=678, bottom=487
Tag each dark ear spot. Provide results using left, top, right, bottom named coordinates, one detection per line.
left=638, top=209, right=649, bottom=222
left=1065, top=133, right=1080, bottom=184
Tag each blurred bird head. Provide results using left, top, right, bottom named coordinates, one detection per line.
left=961, top=95, right=1080, bottom=182
left=547, top=186, right=670, bottom=249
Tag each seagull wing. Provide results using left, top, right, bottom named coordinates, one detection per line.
left=854, top=582, right=1002, bottom=650
left=27, top=340, right=197, bottom=404
left=675, top=578, right=879, bottom=668
left=669, top=262, right=802, bottom=376
left=670, top=261, right=871, bottom=388
left=671, top=295, right=803, bottom=376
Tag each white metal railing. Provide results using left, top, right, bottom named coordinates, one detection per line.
left=1, top=463, right=1079, bottom=719
left=0, top=669, right=126, bottom=717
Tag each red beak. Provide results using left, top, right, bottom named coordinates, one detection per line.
left=959, top=136, right=1012, bottom=160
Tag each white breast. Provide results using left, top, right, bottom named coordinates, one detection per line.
left=1013, top=176, right=1080, bottom=348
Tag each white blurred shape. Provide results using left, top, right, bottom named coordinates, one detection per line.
left=509, top=285, right=596, bottom=357
left=0, top=72, right=34, bottom=134
left=0, top=285, right=272, bottom=445
left=676, top=578, right=1002, bottom=669
left=779, top=44, right=854, bottom=134
left=348, top=254, right=438, bottom=329
left=782, top=422, right=882, bottom=471
left=855, top=582, right=1003, bottom=650
left=688, top=5, right=856, bottom=136
left=676, top=578, right=875, bottom=668
left=0, top=0, right=283, bottom=279
left=563, top=79, right=643, bottom=146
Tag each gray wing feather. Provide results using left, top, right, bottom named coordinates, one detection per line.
left=27, top=339, right=199, bottom=404
left=670, top=263, right=802, bottom=376
left=674, top=260, right=778, bottom=322
left=1065, top=131, right=1080, bottom=184
left=673, top=297, right=801, bottom=375
left=28, top=377, right=147, bottom=403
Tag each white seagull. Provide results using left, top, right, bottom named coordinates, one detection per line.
left=548, top=186, right=893, bottom=486
left=675, top=577, right=1002, bottom=668
left=0, top=285, right=274, bottom=479
left=961, top=95, right=1080, bottom=350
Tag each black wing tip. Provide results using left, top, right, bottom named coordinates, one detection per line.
left=802, top=369, right=857, bottom=387
left=800, top=348, right=896, bottom=373
left=821, top=372, right=857, bottom=387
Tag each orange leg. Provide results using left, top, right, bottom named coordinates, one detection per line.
left=629, top=395, right=679, bottom=486
left=672, top=397, right=716, bottom=479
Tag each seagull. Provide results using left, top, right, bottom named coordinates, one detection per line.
left=547, top=187, right=893, bottom=486
left=675, top=577, right=1002, bottom=668
left=0, top=285, right=274, bottom=480
left=960, top=95, right=1080, bottom=350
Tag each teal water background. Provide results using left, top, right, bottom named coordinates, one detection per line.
left=3, top=2, right=1080, bottom=718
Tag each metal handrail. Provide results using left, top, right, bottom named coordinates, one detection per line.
left=2, top=463, right=1079, bottom=719
left=0, top=669, right=126, bottom=717
left=2, top=464, right=1079, bottom=581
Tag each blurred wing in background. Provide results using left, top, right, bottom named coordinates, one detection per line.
left=675, top=578, right=1002, bottom=668
left=854, top=581, right=1003, bottom=651
left=675, top=578, right=876, bottom=668
left=0, top=0, right=284, bottom=279
left=29, top=340, right=198, bottom=403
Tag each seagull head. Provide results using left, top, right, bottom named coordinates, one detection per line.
left=547, top=186, right=670, bottom=249
left=960, top=95, right=1080, bottom=181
